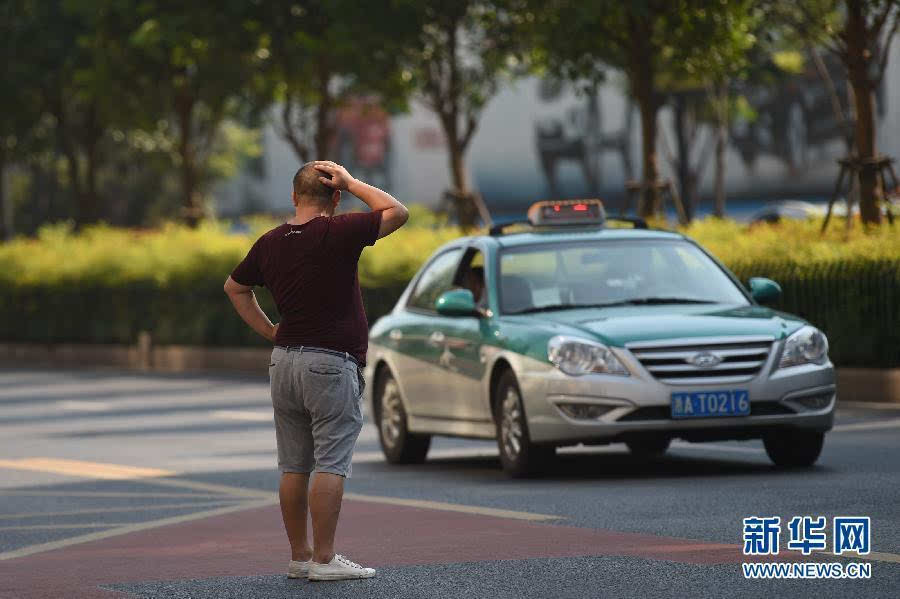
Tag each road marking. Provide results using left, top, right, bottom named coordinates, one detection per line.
left=353, top=442, right=766, bottom=465
left=0, top=498, right=277, bottom=561
left=0, top=524, right=121, bottom=530
left=833, top=417, right=900, bottom=432
left=0, top=458, right=274, bottom=499
left=0, top=501, right=241, bottom=520
left=353, top=447, right=497, bottom=463
left=343, top=492, right=560, bottom=522
left=55, top=400, right=116, bottom=412
left=143, top=477, right=276, bottom=499
left=211, top=409, right=272, bottom=422
left=0, top=490, right=230, bottom=499
left=670, top=442, right=765, bottom=454
left=0, top=458, right=174, bottom=480
left=839, top=401, right=900, bottom=410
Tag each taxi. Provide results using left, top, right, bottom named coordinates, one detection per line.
left=364, top=200, right=835, bottom=476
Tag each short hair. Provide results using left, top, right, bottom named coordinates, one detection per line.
left=293, top=162, right=333, bottom=208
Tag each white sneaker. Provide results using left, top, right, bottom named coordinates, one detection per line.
left=308, top=554, right=376, bottom=581
left=287, top=559, right=312, bottom=578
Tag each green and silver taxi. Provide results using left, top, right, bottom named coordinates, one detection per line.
left=364, top=200, right=835, bottom=477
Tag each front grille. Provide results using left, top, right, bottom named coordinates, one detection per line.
left=617, top=401, right=794, bottom=422
left=627, top=336, right=774, bottom=384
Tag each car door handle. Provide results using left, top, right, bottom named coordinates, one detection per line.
left=389, top=329, right=403, bottom=341
left=428, top=331, right=445, bottom=346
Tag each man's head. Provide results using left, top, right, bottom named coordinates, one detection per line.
left=292, top=162, right=340, bottom=215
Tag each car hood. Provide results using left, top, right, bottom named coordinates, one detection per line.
left=503, top=303, right=805, bottom=348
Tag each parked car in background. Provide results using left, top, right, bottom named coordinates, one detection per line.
left=749, top=200, right=825, bottom=224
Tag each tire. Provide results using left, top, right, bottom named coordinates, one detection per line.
left=493, top=369, right=554, bottom=478
left=763, top=430, right=824, bottom=468
left=626, top=436, right=671, bottom=458
left=374, top=370, right=430, bottom=464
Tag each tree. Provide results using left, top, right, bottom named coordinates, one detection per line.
left=251, top=0, right=416, bottom=166
left=11, top=0, right=111, bottom=227
left=0, top=0, right=41, bottom=237
left=777, top=0, right=900, bottom=225
left=118, top=1, right=264, bottom=226
left=404, top=1, right=525, bottom=228
left=667, top=1, right=761, bottom=218
left=529, top=0, right=758, bottom=218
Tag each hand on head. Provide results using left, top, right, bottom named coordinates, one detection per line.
left=314, top=161, right=355, bottom=191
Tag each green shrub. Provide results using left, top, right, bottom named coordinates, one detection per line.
left=0, top=213, right=897, bottom=367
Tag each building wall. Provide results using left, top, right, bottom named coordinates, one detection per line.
left=216, top=45, right=900, bottom=219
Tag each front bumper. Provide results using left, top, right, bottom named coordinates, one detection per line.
left=520, top=353, right=836, bottom=445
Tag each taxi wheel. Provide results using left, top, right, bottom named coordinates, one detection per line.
left=375, top=370, right=431, bottom=464
left=494, top=370, right=554, bottom=478
left=763, top=430, right=824, bottom=468
left=625, top=436, right=671, bottom=458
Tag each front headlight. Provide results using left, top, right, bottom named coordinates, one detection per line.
left=547, top=335, right=629, bottom=376
left=778, top=326, right=829, bottom=368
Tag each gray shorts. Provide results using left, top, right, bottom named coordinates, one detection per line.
left=269, top=346, right=365, bottom=478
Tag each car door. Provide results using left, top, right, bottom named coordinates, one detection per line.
left=392, top=247, right=465, bottom=420
left=437, top=246, right=492, bottom=423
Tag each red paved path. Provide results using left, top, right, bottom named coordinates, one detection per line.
left=0, top=498, right=763, bottom=599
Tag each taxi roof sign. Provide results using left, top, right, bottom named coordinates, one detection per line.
left=488, top=199, right=647, bottom=235
left=527, top=199, right=606, bottom=227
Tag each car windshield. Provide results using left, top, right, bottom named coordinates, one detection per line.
left=498, top=240, right=749, bottom=314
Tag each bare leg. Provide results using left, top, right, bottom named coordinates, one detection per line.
left=279, top=473, right=312, bottom=562
left=309, top=472, right=345, bottom=563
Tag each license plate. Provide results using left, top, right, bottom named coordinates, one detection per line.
left=671, top=390, right=750, bottom=419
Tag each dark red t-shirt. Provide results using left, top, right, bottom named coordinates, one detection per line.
left=230, top=211, right=383, bottom=364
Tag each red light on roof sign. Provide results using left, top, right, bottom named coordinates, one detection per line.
left=527, top=199, right=606, bottom=227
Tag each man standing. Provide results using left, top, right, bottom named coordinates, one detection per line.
left=224, top=161, right=408, bottom=581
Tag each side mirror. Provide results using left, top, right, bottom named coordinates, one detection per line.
left=435, top=289, right=478, bottom=316
left=749, top=277, right=782, bottom=304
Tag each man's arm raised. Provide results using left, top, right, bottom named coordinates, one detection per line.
left=314, top=161, right=409, bottom=238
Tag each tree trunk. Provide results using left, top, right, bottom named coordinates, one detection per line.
left=176, top=92, right=201, bottom=228
left=280, top=97, right=309, bottom=163
left=447, top=138, right=479, bottom=229
left=713, top=85, right=728, bottom=218
left=672, top=94, right=692, bottom=221
left=314, top=69, right=333, bottom=160
left=0, top=143, right=10, bottom=240
left=851, top=81, right=880, bottom=224
left=448, top=139, right=468, bottom=193
left=55, top=103, right=85, bottom=226
left=844, top=0, right=882, bottom=225
left=713, top=122, right=727, bottom=218
left=82, top=99, right=101, bottom=224
left=628, top=15, right=660, bottom=218
left=636, top=97, right=660, bottom=218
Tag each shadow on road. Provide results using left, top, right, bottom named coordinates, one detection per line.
left=354, top=451, right=835, bottom=483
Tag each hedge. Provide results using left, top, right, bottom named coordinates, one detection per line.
left=0, top=212, right=897, bottom=367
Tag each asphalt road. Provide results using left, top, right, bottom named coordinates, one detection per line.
left=1, top=367, right=899, bottom=598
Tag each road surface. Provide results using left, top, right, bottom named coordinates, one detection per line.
left=0, top=367, right=898, bottom=598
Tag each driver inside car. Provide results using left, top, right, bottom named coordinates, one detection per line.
left=462, top=265, right=485, bottom=305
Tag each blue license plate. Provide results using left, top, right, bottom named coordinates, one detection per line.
left=671, top=390, right=750, bottom=419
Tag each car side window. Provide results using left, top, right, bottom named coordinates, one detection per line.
left=453, top=248, right=487, bottom=306
left=407, top=249, right=464, bottom=312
